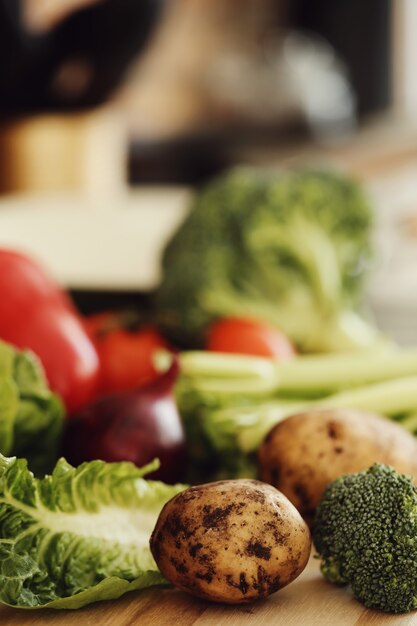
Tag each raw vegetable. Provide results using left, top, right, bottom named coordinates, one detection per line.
left=176, top=349, right=417, bottom=480
left=156, top=168, right=377, bottom=352
left=150, top=479, right=311, bottom=603
left=206, top=317, right=297, bottom=359
left=84, top=311, right=170, bottom=394
left=63, top=360, right=187, bottom=484
left=0, top=249, right=100, bottom=413
left=0, top=454, right=186, bottom=609
left=179, top=348, right=417, bottom=397
left=258, top=409, right=417, bottom=522
left=0, top=340, right=64, bottom=475
left=313, top=464, right=417, bottom=613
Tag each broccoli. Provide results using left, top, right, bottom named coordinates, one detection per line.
left=155, top=167, right=377, bottom=352
left=313, top=464, right=417, bottom=613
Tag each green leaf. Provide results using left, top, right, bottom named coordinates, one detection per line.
left=0, top=379, right=19, bottom=455
left=13, top=395, right=64, bottom=476
left=0, top=341, right=64, bottom=475
left=13, top=350, right=49, bottom=400
left=43, top=572, right=167, bottom=609
left=0, top=454, right=185, bottom=609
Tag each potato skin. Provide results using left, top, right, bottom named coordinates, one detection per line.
left=258, top=409, right=417, bottom=522
left=150, top=479, right=311, bottom=604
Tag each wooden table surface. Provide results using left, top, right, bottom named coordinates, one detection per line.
left=0, top=556, right=415, bottom=626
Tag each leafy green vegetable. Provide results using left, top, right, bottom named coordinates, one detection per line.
left=0, top=341, right=64, bottom=475
left=0, top=454, right=185, bottom=609
left=156, top=168, right=377, bottom=352
left=177, top=349, right=417, bottom=480
left=313, top=464, right=417, bottom=613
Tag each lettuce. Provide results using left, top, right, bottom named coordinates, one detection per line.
left=0, top=341, right=64, bottom=475
left=0, top=455, right=185, bottom=609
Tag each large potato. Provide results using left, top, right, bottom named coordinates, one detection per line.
left=258, top=409, right=417, bottom=522
left=150, top=479, right=311, bottom=604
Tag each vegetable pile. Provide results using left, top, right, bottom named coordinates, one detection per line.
left=1, top=166, right=417, bottom=615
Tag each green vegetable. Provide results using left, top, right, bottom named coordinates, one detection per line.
left=179, top=347, right=417, bottom=397
left=313, top=464, right=417, bottom=613
left=0, top=340, right=64, bottom=475
left=177, top=349, right=417, bottom=480
left=156, top=167, right=377, bottom=352
left=0, top=454, right=185, bottom=609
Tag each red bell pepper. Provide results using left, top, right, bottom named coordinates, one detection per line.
left=0, top=249, right=100, bottom=414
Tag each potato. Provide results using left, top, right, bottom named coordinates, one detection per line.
left=150, top=479, right=311, bottom=604
left=258, top=409, right=417, bottom=522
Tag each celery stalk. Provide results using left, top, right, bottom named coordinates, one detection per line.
left=179, top=348, right=417, bottom=396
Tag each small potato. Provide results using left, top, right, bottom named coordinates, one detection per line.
left=150, top=479, right=311, bottom=604
left=258, top=409, right=417, bottom=522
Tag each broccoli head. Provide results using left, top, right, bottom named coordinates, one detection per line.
left=313, top=463, right=417, bottom=613
left=155, top=167, right=376, bottom=352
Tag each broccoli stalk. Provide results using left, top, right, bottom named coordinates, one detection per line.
left=313, top=464, right=417, bottom=613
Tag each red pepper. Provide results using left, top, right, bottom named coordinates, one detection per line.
left=0, top=249, right=100, bottom=414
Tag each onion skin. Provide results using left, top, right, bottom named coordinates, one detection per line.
left=62, top=360, right=187, bottom=483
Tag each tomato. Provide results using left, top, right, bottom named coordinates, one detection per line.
left=84, top=312, right=170, bottom=394
left=0, top=249, right=100, bottom=414
left=206, top=317, right=297, bottom=359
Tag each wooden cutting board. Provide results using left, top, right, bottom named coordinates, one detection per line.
left=0, top=556, right=415, bottom=626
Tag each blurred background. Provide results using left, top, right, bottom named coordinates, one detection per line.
left=0, top=0, right=416, bottom=343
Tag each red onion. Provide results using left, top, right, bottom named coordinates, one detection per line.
left=62, top=359, right=187, bottom=483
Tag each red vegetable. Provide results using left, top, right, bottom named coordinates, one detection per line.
left=63, top=359, right=187, bottom=483
left=0, top=249, right=100, bottom=414
left=84, top=311, right=170, bottom=395
left=206, top=317, right=297, bottom=360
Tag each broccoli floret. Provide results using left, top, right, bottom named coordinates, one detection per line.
left=313, top=464, right=417, bottom=613
left=155, top=167, right=376, bottom=352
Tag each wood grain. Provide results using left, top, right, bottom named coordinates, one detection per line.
left=0, top=557, right=415, bottom=626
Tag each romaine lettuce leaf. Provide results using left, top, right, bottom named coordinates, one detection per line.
left=0, top=340, right=64, bottom=475
left=0, top=455, right=185, bottom=609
